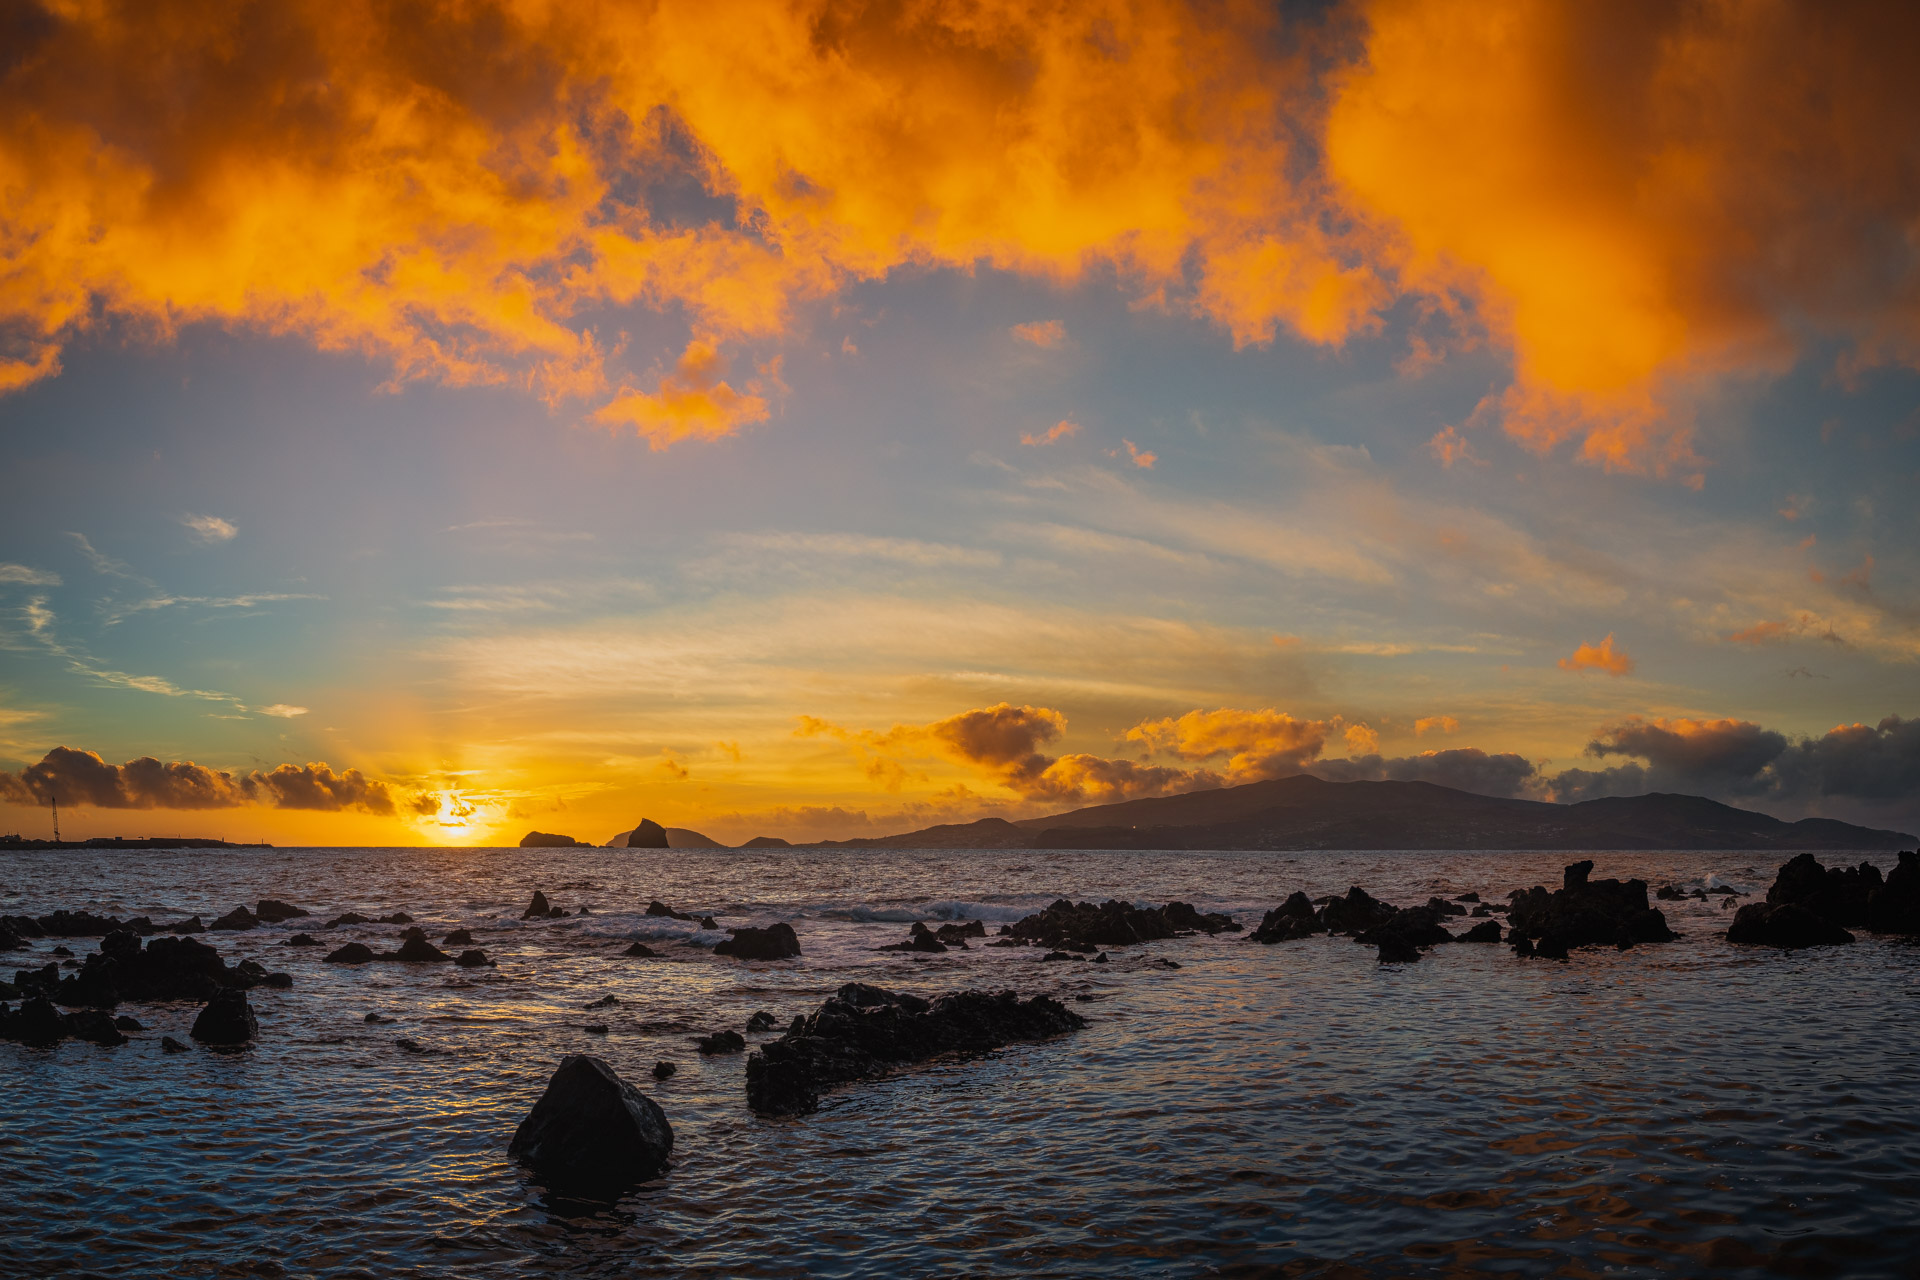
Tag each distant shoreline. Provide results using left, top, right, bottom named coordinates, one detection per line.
left=0, top=837, right=269, bottom=850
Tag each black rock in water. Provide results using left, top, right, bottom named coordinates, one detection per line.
left=1506, top=861, right=1677, bottom=955
left=454, top=949, right=493, bottom=968
left=54, top=931, right=238, bottom=1008
left=209, top=907, right=258, bottom=932
left=69, top=1008, right=127, bottom=1045
left=646, top=900, right=694, bottom=921
left=114, top=1015, right=142, bottom=1031
left=1727, top=902, right=1856, bottom=949
left=1248, top=892, right=1323, bottom=944
left=625, top=818, right=670, bottom=849
left=1320, top=887, right=1397, bottom=936
left=38, top=910, right=124, bottom=937
left=324, top=942, right=375, bottom=964
left=1, top=914, right=45, bottom=939
left=325, top=912, right=373, bottom=929
left=1453, top=892, right=1480, bottom=903
left=1356, top=906, right=1455, bottom=954
left=1765, top=853, right=1881, bottom=927
left=712, top=922, right=801, bottom=961
left=3, top=994, right=70, bottom=1044
left=443, top=929, right=474, bottom=946
left=255, top=900, right=309, bottom=923
left=380, top=912, right=414, bottom=925
left=1426, top=896, right=1469, bottom=917
left=697, top=1030, right=746, bottom=1055
left=878, top=922, right=947, bottom=953
left=285, top=933, right=319, bottom=947
left=508, top=1055, right=674, bottom=1197
left=190, top=989, right=257, bottom=1045
left=1376, top=935, right=1422, bottom=964
left=1459, top=920, right=1503, bottom=943
left=622, top=942, right=656, bottom=957
left=1867, top=850, right=1920, bottom=935
left=390, top=927, right=451, bottom=962
left=698, top=916, right=719, bottom=930
left=585, top=994, right=619, bottom=1009
left=747, top=1010, right=777, bottom=1033
left=521, top=892, right=554, bottom=920
left=1007, top=899, right=1237, bottom=951
left=519, top=830, right=585, bottom=848
left=652, top=1061, right=676, bottom=1080
left=745, top=983, right=1087, bottom=1117
left=161, top=1035, right=188, bottom=1053
left=935, top=920, right=987, bottom=942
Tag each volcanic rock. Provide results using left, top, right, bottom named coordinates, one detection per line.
left=1727, top=902, right=1856, bottom=949
left=1506, top=861, right=1677, bottom=954
left=114, top=1015, right=142, bottom=1031
left=1320, top=887, right=1398, bottom=935
left=625, top=819, right=670, bottom=849
left=444, top=929, right=474, bottom=946
left=935, top=920, right=988, bottom=942
left=255, top=900, right=309, bottom=923
left=454, top=949, right=493, bottom=968
left=1007, top=899, right=1236, bottom=951
left=390, top=927, right=451, bottom=962
left=1867, top=850, right=1920, bottom=935
left=747, top=1010, right=777, bottom=1033
left=521, top=892, right=554, bottom=920
left=582, top=1025, right=608, bottom=1036
left=1, top=914, right=45, bottom=939
left=1426, top=896, right=1469, bottom=917
left=190, top=988, right=258, bottom=1045
left=379, top=912, right=414, bottom=925
left=652, top=1061, right=676, bottom=1080
left=38, top=910, right=123, bottom=937
left=325, top=912, right=372, bottom=928
left=1376, top=935, right=1422, bottom=963
left=646, top=901, right=694, bottom=921
left=1248, top=892, right=1323, bottom=944
left=2, top=995, right=69, bottom=1044
left=1453, top=892, right=1481, bottom=903
left=519, top=830, right=586, bottom=848
left=622, top=942, right=656, bottom=957
left=585, top=994, right=619, bottom=1009
left=1765, top=853, right=1882, bottom=927
left=1459, top=920, right=1503, bottom=943
left=161, top=1035, right=188, bottom=1052
left=68, top=1008, right=128, bottom=1045
left=285, top=933, right=319, bottom=947
left=697, top=1030, right=746, bottom=1055
left=1355, top=906, right=1455, bottom=953
left=1656, top=884, right=1686, bottom=901
left=209, top=907, right=258, bottom=932
left=324, top=942, right=375, bottom=964
left=699, top=916, right=719, bottom=930
left=54, top=932, right=236, bottom=1007
left=878, top=922, right=947, bottom=953
left=508, top=1055, right=674, bottom=1197
left=712, top=922, right=801, bottom=961
left=745, top=983, right=1086, bottom=1117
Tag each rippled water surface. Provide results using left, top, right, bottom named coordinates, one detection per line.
left=3, top=846, right=1918, bottom=1278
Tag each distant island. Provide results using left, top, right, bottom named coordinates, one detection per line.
left=0, top=836, right=269, bottom=850
left=801, top=775, right=1915, bottom=851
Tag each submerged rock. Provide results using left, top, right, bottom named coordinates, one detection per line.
left=380, top=912, right=414, bottom=925
left=697, top=1030, right=746, bottom=1055
left=712, top=922, right=801, bottom=961
left=585, top=994, right=619, bottom=1009
left=255, top=900, right=309, bottom=923
left=652, top=1061, right=676, bottom=1080
left=645, top=900, right=694, bottom=921
left=1376, top=935, right=1422, bottom=964
left=161, top=1035, right=189, bottom=1053
left=190, top=988, right=258, bottom=1045
left=285, top=933, right=319, bottom=947
left=622, top=942, right=657, bottom=958
left=324, top=942, right=376, bottom=965
left=745, top=983, right=1086, bottom=1117
left=509, top=1055, right=674, bottom=1197
left=443, top=929, right=474, bottom=946
left=747, top=1010, right=778, bottom=1033
left=1006, top=899, right=1237, bottom=951
left=1727, top=902, right=1855, bottom=949
left=1507, top=861, right=1677, bottom=955
left=1248, top=892, right=1322, bottom=944
left=1426, top=896, right=1469, bottom=918
left=324, top=912, right=372, bottom=929
left=454, top=949, right=493, bottom=968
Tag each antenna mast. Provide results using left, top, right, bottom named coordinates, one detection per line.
left=51, top=794, right=60, bottom=843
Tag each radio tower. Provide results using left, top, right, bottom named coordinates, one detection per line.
left=50, top=794, right=60, bottom=843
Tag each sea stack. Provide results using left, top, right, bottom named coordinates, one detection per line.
left=509, top=1055, right=674, bottom=1197
left=624, top=819, right=669, bottom=849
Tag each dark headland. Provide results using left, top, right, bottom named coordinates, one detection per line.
left=808, top=774, right=1913, bottom=851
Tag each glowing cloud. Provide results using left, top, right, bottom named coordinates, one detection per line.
left=1021, top=419, right=1081, bottom=447
left=1118, top=440, right=1158, bottom=469
left=181, top=514, right=238, bottom=544
left=593, top=339, right=775, bottom=449
left=1557, top=634, right=1634, bottom=677
left=1125, top=707, right=1330, bottom=780
left=1012, top=320, right=1067, bottom=349
left=1414, top=716, right=1458, bottom=737
left=0, top=747, right=394, bottom=813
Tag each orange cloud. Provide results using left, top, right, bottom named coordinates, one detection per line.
left=1727, top=620, right=1791, bottom=646
left=1012, top=320, right=1067, bottom=348
left=1343, top=722, right=1379, bottom=755
left=1125, top=707, right=1330, bottom=780
left=1118, top=439, right=1157, bottom=469
left=1021, top=419, right=1081, bottom=447
left=1427, top=425, right=1479, bottom=468
left=1414, top=715, right=1458, bottom=736
left=592, top=339, right=775, bottom=449
left=1557, top=634, right=1634, bottom=677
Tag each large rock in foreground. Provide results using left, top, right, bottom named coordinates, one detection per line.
left=745, top=983, right=1086, bottom=1116
left=1867, top=850, right=1920, bottom=935
left=190, top=988, right=258, bottom=1045
left=1727, top=902, right=1856, bottom=949
left=1005, top=899, right=1238, bottom=951
left=1765, top=853, right=1881, bottom=926
left=50, top=931, right=243, bottom=1008
left=1507, top=861, right=1677, bottom=955
left=713, top=922, right=801, bottom=961
left=509, top=1055, right=674, bottom=1197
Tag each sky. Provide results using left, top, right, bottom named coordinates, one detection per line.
left=2, top=0, right=1919, bottom=846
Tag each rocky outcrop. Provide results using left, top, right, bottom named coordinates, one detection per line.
left=209, top=907, right=259, bottom=932
left=622, top=942, right=656, bottom=957
left=324, top=942, right=375, bottom=964
left=1765, top=853, right=1882, bottom=926
left=745, top=983, right=1086, bottom=1116
left=509, top=1055, right=674, bottom=1197
left=190, top=988, right=258, bottom=1045
left=254, top=900, right=309, bottom=923
left=878, top=922, right=949, bottom=953
left=521, top=892, right=565, bottom=920
left=1506, top=861, right=1678, bottom=955
left=45, top=931, right=240, bottom=1008
left=645, top=900, right=694, bottom=921
left=519, top=831, right=585, bottom=848
left=1247, top=892, right=1323, bottom=944
left=1005, top=899, right=1238, bottom=951
left=37, top=910, right=125, bottom=937
left=325, top=912, right=372, bottom=928
left=1320, top=887, right=1398, bottom=935
left=390, top=928, right=451, bottom=962
left=1867, top=850, right=1920, bottom=935
left=0, top=994, right=129, bottom=1046
left=696, top=1030, right=746, bottom=1055
left=443, top=929, right=473, bottom=945
left=454, top=949, right=493, bottom=968
left=747, top=1010, right=778, bottom=1032
left=936, top=920, right=987, bottom=942
left=1727, top=901, right=1855, bottom=949
left=624, top=819, right=670, bottom=849
left=1459, top=920, right=1503, bottom=943
left=740, top=835, right=791, bottom=849
left=1355, top=906, right=1455, bottom=959
left=712, top=922, right=801, bottom=961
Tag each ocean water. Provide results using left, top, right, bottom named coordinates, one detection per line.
left=2, top=845, right=1917, bottom=1279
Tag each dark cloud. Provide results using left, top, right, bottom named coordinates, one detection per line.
left=1584, top=717, right=1788, bottom=790
left=0, top=747, right=394, bottom=814
left=1311, top=748, right=1539, bottom=798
